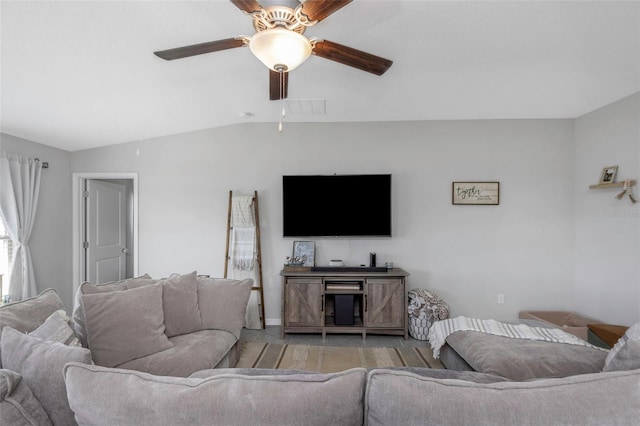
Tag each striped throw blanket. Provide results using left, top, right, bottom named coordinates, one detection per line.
left=428, top=316, right=605, bottom=358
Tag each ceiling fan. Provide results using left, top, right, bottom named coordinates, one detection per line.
left=153, top=0, right=393, bottom=101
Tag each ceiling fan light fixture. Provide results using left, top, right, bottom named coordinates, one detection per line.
left=249, top=28, right=312, bottom=72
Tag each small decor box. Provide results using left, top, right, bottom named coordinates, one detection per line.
left=283, top=265, right=311, bottom=272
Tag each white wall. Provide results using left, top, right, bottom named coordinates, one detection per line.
left=574, top=93, right=640, bottom=325
left=71, top=119, right=576, bottom=323
left=6, top=99, right=637, bottom=327
left=0, top=134, right=74, bottom=309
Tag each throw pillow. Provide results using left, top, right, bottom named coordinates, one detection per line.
left=64, top=362, right=366, bottom=426
left=0, top=368, right=53, bottom=426
left=0, top=288, right=65, bottom=368
left=82, top=284, right=173, bottom=367
left=29, top=310, right=82, bottom=347
left=71, top=274, right=156, bottom=347
left=603, top=322, right=640, bottom=372
left=1, top=326, right=92, bottom=426
left=127, top=271, right=202, bottom=337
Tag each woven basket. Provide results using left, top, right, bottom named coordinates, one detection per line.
left=407, top=289, right=449, bottom=340
left=408, top=316, right=435, bottom=340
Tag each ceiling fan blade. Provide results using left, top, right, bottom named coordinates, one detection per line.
left=269, top=69, right=289, bottom=100
left=299, top=0, right=353, bottom=22
left=313, top=40, right=393, bottom=75
left=229, top=0, right=263, bottom=14
left=154, top=38, right=245, bottom=61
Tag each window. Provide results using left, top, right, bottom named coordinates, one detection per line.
left=0, top=219, right=11, bottom=299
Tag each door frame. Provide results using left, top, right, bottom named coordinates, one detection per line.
left=72, top=172, right=139, bottom=295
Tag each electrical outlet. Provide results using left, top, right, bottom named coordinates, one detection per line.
left=497, top=294, right=505, bottom=304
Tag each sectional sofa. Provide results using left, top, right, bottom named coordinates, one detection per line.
left=0, top=272, right=252, bottom=425
left=69, top=271, right=252, bottom=377
left=61, top=362, right=640, bottom=426
left=1, top=276, right=639, bottom=426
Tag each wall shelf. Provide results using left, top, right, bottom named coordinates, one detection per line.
left=589, top=180, right=636, bottom=189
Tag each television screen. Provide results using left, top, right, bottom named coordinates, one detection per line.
left=283, top=174, right=392, bottom=237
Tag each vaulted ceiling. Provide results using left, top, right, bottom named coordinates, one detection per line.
left=1, top=0, right=638, bottom=152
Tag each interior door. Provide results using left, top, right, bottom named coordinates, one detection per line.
left=85, top=180, right=127, bottom=284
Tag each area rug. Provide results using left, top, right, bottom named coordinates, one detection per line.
left=236, top=342, right=444, bottom=373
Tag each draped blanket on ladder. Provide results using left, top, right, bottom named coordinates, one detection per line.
left=228, top=195, right=261, bottom=329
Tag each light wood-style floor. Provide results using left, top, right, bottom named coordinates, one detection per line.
left=240, top=325, right=430, bottom=348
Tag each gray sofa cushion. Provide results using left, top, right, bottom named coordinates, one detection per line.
left=380, top=367, right=511, bottom=383
left=0, top=289, right=65, bottom=368
left=197, top=277, right=253, bottom=339
left=603, top=321, right=640, bottom=372
left=71, top=274, right=156, bottom=347
left=189, top=368, right=311, bottom=378
left=365, top=368, right=640, bottom=426
left=115, top=329, right=238, bottom=377
left=439, top=343, right=475, bottom=371
left=0, top=368, right=53, bottom=426
left=0, top=289, right=65, bottom=334
left=1, top=327, right=92, bottom=426
left=64, top=362, right=367, bottom=426
left=128, top=271, right=202, bottom=337
left=82, top=284, right=173, bottom=367
left=160, top=271, right=202, bottom=336
left=445, top=330, right=607, bottom=380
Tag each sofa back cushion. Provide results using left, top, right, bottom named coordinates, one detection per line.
left=1, top=327, right=93, bottom=426
left=127, top=271, right=202, bottom=337
left=0, top=288, right=65, bottom=334
left=64, top=363, right=366, bottom=426
left=0, top=368, right=53, bottom=426
left=82, top=284, right=173, bottom=367
left=197, top=277, right=253, bottom=339
left=71, top=275, right=156, bottom=347
left=603, top=322, right=640, bottom=372
left=0, top=288, right=65, bottom=368
left=365, top=368, right=640, bottom=426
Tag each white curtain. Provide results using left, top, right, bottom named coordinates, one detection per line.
left=0, top=153, right=43, bottom=301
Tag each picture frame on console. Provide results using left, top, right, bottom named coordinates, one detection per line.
left=292, top=241, right=315, bottom=267
left=599, top=165, right=618, bottom=184
left=452, top=181, right=500, bottom=205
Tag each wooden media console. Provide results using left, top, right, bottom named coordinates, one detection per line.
left=280, top=268, right=409, bottom=340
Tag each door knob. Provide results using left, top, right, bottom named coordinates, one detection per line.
left=121, top=248, right=129, bottom=254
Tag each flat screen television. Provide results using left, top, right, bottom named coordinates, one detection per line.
left=283, top=174, right=392, bottom=237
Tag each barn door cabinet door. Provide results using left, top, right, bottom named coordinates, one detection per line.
left=364, top=278, right=405, bottom=328
left=284, top=278, right=323, bottom=328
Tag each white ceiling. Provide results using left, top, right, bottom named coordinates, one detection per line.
left=1, top=0, right=639, bottom=152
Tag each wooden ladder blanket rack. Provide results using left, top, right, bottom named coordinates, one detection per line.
left=223, top=190, right=265, bottom=329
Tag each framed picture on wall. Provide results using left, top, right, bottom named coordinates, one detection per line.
left=452, top=182, right=500, bottom=205
left=599, top=165, right=618, bottom=184
left=292, top=241, right=315, bottom=267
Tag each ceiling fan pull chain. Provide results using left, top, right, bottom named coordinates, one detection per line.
left=279, top=70, right=285, bottom=132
